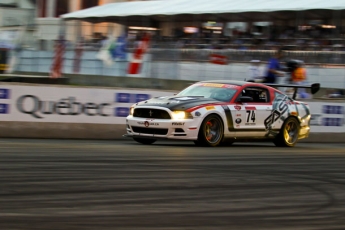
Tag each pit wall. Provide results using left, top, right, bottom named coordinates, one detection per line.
left=0, top=82, right=344, bottom=142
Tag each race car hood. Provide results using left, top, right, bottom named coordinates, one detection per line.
left=135, top=96, right=222, bottom=111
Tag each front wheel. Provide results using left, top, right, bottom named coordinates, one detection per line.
left=221, top=139, right=234, bottom=146
left=195, top=114, right=224, bottom=147
left=273, top=117, right=300, bottom=147
left=133, top=138, right=156, bottom=145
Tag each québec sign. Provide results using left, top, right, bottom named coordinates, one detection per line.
left=17, top=95, right=110, bottom=119
left=0, top=85, right=173, bottom=124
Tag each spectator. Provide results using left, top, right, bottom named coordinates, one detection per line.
left=291, top=61, right=310, bottom=98
left=291, top=61, right=306, bottom=84
left=263, top=48, right=285, bottom=83
left=247, top=60, right=262, bottom=80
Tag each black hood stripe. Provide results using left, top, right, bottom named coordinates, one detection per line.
left=136, top=96, right=221, bottom=111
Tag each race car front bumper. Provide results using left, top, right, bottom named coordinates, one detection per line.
left=125, top=116, right=200, bottom=140
left=298, top=125, right=310, bottom=139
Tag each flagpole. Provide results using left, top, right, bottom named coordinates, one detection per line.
left=50, top=19, right=66, bottom=79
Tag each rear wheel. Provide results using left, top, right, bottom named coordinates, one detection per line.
left=195, top=114, right=224, bottom=147
left=133, top=138, right=156, bottom=145
left=273, top=117, right=300, bottom=147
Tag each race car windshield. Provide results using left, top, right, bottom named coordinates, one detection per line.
left=177, top=84, right=238, bottom=102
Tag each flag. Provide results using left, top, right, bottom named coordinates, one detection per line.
left=96, top=35, right=127, bottom=66
left=209, top=53, right=228, bottom=65
left=50, top=34, right=65, bottom=78
left=96, top=37, right=115, bottom=66
left=128, top=33, right=150, bottom=74
left=73, top=39, right=83, bottom=73
left=111, top=34, right=127, bottom=60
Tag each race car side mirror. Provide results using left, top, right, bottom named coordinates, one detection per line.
left=238, top=96, right=253, bottom=102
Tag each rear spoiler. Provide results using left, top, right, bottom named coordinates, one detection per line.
left=264, top=83, right=320, bottom=100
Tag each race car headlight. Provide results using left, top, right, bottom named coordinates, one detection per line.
left=171, top=111, right=193, bottom=119
left=129, top=107, right=134, bottom=115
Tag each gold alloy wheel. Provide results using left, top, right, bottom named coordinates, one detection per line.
left=283, top=119, right=299, bottom=145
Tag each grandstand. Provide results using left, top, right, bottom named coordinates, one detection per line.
left=7, top=0, right=345, bottom=91
left=61, top=0, right=345, bottom=51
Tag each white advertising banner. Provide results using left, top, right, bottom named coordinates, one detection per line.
left=0, top=85, right=174, bottom=124
left=0, top=84, right=344, bottom=133
left=308, top=101, right=345, bottom=133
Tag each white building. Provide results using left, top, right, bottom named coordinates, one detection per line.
left=36, top=0, right=146, bottom=50
left=0, top=0, right=35, bottom=48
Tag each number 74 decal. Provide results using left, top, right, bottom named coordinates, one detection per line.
left=246, top=110, right=256, bottom=123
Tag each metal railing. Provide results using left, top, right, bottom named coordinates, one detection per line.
left=13, top=48, right=345, bottom=77
left=149, top=49, right=345, bottom=65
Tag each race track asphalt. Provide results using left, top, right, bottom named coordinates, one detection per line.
left=1, top=138, right=345, bottom=230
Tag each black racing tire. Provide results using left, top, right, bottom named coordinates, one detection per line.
left=133, top=138, right=157, bottom=145
left=273, top=117, right=300, bottom=147
left=195, top=114, right=224, bottom=147
left=220, top=139, right=234, bottom=146
left=193, top=140, right=203, bottom=146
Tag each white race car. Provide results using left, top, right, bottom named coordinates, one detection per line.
left=124, top=80, right=320, bottom=147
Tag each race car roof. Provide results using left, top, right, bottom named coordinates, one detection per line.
left=62, top=0, right=345, bottom=21
left=200, top=80, right=249, bottom=86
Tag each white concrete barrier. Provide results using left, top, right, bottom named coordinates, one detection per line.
left=0, top=82, right=344, bottom=142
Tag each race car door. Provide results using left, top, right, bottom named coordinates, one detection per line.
left=233, top=86, right=272, bottom=137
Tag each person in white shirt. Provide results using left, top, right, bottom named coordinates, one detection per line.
left=247, top=60, right=262, bottom=81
